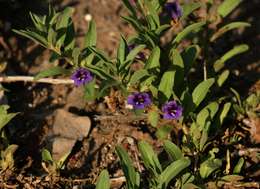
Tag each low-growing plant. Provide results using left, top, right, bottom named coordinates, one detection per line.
left=0, top=105, right=18, bottom=171
left=116, top=140, right=191, bottom=189
left=13, top=0, right=254, bottom=187
left=41, top=148, right=70, bottom=175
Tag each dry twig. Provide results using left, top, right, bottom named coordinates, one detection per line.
left=0, top=76, right=74, bottom=85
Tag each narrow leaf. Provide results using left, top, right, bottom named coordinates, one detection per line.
left=233, top=158, right=244, bottom=174
left=211, top=22, right=251, bottom=41
left=0, top=105, right=17, bottom=131
left=163, top=140, right=183, bottom=161
left=156, top=125, right=173, bottom=139
left=217, top=70, right=230, bottom=87
left=182, top=45, right=200, bottom=75
left=145, top=46, right=160, bottom=70
left=117, top=36, right=127, bottom=66
left=84, top=79, right=96, bottom=101
left=218, top=0, right=242, bottom=17
left=214, top=45, right=249, bottom=72
left=138, top=140, right=162, bottom=176
left=41, top=148, right=53, bottom=163
left=219, top=102, right=231, bottom=125
left=172, top=22, right=206, bottom=45
left=182, top=3, right=201, bottom=19
left=116, top=146, right=140, bottom=189
left=130, top=69, right=149, bottom=85
left=159, top=71, right=175, bottom=100
left=96, top=170, right=110, bottom=189
left=148, top=110, right=159, bottom=127
left=34, top=66, right=70, bottom=80
left=84, top=20, right=97, bottom=47
left=192, top=78, right=215, bottom=107
left=159, top=158, right=191, bottom=187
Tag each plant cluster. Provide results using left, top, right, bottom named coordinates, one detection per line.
left=5, top=0, right=257, bottom=188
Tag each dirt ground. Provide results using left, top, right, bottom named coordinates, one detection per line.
left=0, top=0, right=259, bottom=188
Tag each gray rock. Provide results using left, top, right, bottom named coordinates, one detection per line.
left=66, top=87, right=86, bottom=109
left=46, top=109, right=91, bottom=161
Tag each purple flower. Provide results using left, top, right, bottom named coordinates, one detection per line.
left=127, top=92, right=152, bottom=109
left=164, top=1, right=182, bottom=21
left=162, top=101, right=182, bottom=120
left=127, top=44, right=146, bottom=60
left=71, top=68, right=93, bottom=87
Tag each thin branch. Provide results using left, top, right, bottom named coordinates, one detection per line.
left=203, top=60, right=207, bottom=80
left=0, top=76, right=74, bottom=85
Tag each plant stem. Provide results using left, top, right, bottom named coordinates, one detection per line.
left=203, top=60, right=207, bottom=80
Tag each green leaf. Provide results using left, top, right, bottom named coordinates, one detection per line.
left=199, top=129, right=208, bottom=151
left=230, top=88, right=242, bottom=107
left=97, top=79, right=121, bottom=98
left=182, top=183, right=200, bottom=189
left=182, top=3, right=201, bottom=19
left=214, top=44, right=249, bottom=72
left=55, top=8, right=74, bottom=49
left=1, top=144, right=18, bottom=171
left=181, top=173, right=195, bottom=186
left=96, top=170, right=110, bottom=189
left=41, top=148, right=53, bottom=163
left=138, top=140, right=162, bottom=176
left=172, top=22, right=206, bottom=46
left=217, top=0, right=242, bottom=17
left=63, top=20, right=75, bottom=51
left=246, top=93, right=259, bottom=108
left=56, top=7, right=74, bottom=29
left=57, top=151, right=70, bottom=169
left=233, top=157, right=244, bottom=174
left=155, top=24, right=171, bottom=35
left=210, top=22, right=251, bottom=41
left=129, top=69, right=149, bottom=85
left=221, top=175, right=244, bottom=182
left=145, top=1, right=160, bottom=29
left=72, top=47, right=81, bottom=65
left=200, top=158, right=222, bottom=179
left=84, top=20, right=97, bottom=47
left=217, top=70, right=230, bottom=87
left=84, top=79, right=96, bottom=101
left=147, top=15, right=158, bottom=30
left=121, top=16, right=143, bottom=32
left=34, top=66, right=70, bottom=80
left=145, top=46, right=160, bottom=70
left=182, top=45, right=200, bottom=75
left=29, top=12, right=46, bottom=32
left=122, top=0, right=137, bottom=17
left=156, top=125, right=173, bottom=140
left=87, top=64, right=115, bottom=80
left=88, top=47, right=111, bottom=63
left=192, top=78, right=215, bottom=107
left=170, top=49, right=184, bottom=94
left=116, top=146, right=140, bottom=189
left=117, top=36, right=127, bottom=66
left=197, top=102, right=219, bottom=129
left=219, top=102, right=231, bottom=125
left=125, top=44, right=146, bottom=63
left=159, top=71, right=175, bottom=100
left=159, top=158, right=191, bottom=187
left=0, top=105, right=17, bottom=131
left=13, top=29, right=48, bottom=48
left=148, top=110, right=159, bottom=127
left=163, top=140, right=183, bottom=161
